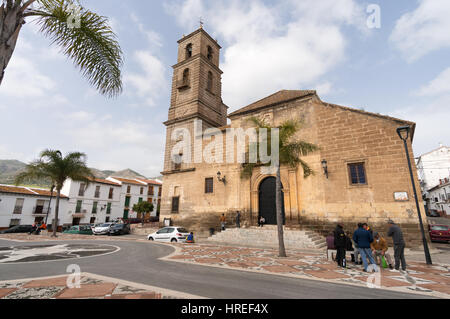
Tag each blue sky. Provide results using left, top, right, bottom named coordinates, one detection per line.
left=1, top=0, right=450, bottom=177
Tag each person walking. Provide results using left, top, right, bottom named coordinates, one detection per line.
left=387, top=220, right=407, bottom=272
left=220, top=214, right=226, bottom=231
left=334, top=223, right=347, bottom=268
left=353, top=223, right=377, bottom=272
left=236, top=211, right=241, bottom=228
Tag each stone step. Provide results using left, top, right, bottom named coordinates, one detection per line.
left=207, top=227, right=326, bottom=249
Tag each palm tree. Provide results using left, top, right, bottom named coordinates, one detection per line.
left=1, top=0, right=122, bottom=97
left=242, top=117, right=319, bottom=257
left=15, top=149, right=94, bottom=237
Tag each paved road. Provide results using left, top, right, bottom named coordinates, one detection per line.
left=0, top=239, right=435, bottom=299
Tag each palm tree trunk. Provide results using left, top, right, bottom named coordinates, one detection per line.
left=0, top=2, right=25, bottom=85
left=276, top=163, right=287, bottom=257
left=52, top=189, right=61, bottom=238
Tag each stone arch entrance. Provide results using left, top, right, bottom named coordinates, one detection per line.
left=258, top=177, right=285, bottom=225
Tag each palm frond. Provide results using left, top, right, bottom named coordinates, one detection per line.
left=26, top=0, right=123, bottom=97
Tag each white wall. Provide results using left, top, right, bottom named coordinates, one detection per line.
left=417, top=146, right=450, bottom=191
left=60, top=179, right=122, bottom=225
left=428, top=184, right=450, bottom=216
left=0, top=193, right=68, bottom=228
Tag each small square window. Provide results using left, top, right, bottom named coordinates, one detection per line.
left=348, top=163, right=367, bottom=185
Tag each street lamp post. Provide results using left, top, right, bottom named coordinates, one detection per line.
left=396, top=126, right=432, bottom=265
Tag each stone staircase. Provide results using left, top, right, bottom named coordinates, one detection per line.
left=207, top=225, right=327, bottom=250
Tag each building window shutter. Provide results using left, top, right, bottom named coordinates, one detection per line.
left=205, top=178, right=214, bottom=193
left=171, top=196, right=180, bottom=214
left=348, top=163, right=367, bottom=185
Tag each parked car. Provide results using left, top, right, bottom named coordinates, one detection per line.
left=147, top=227, right=190, bottom=243
left=427, top=210, right=441, bottom=217
left=108, top=224, right=131, bottom=236
left=0, top=225, right=34, bottom=234
left=93, top=223, right=115, bottom=235
left=63, top=225, right=93, bottom=235
left=429, top=225, right=450, bottom=243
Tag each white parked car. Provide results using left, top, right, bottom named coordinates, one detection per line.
left=93, top=223, right=115, bottom=235
left=147, top=227, right=190, bottom=243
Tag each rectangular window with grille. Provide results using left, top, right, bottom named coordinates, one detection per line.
left=75, top=200, right=82, bottom=213
left=348, top=163, right=367, bottom=185
left=13, top=198, right=24, bottom=214
left=95, top=186, right=101, bottom=198
left=78, top=183, right=86, bottom=196
left=171, top=196, right=180, bottom=214
left=205, top=178, right=214, bottom=193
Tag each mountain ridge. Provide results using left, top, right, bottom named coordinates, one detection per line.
left=0, top=159, right=159, bottom=187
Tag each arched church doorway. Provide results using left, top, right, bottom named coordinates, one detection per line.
left=258, top=177, right=285, bottom=225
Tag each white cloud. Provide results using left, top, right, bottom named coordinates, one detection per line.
left=417, top=67, right=450, bottom=97
left=60, top=112, right=165, bottom=176
left=0, top=56, right=56, bottom=99
left=390, top=95, right=450, bottom=155
left=165, top=0, right=365, bottom=109
left=124, top=50, right=167, bottom=107
left=390, top=0, right=450, bottom=62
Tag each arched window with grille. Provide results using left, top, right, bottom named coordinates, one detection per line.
left=186, top=43, right=193, bottom=59
left=183, top=68, right=189, bottom=85
left=207, top=46, right=213, bottom=61
left=207, top=71, right=213, bottom=92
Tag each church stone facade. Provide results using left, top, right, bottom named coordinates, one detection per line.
left=160, top=28, right=428, bottom=247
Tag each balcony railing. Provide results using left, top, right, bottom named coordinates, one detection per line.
left=94, top=192, right=100, bottom=198
left=32, top=206, right=51, bottom=215
left=13, top=207, right=23, bottom=214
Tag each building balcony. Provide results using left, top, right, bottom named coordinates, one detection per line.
left=176, top=79, right=190, bottom=89
left=32, top=206, right=51, bottom=216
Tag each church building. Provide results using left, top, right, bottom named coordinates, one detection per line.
left=160, top=27, right=428, bottom=246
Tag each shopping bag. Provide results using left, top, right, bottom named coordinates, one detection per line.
left=381, top=256, right=388, bottom=269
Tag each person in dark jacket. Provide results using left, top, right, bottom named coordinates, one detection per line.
left=353, top=223, right=377, bottom=272
left=387, top=220, right=406, bottom=272
left=345, top=231, right=355, bottom=263
left=334, top=223, right=347, bottom=267
left=236, top=211, right=241, bottom=228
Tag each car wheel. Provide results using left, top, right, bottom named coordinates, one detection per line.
left=148, top=237, right=154, bottom=241
left=171, top=238, right=177, bottom=243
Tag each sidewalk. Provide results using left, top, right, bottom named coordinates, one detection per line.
left=0, top=233, right=148, bottom=242
left=163, top=243, right=450, bottom=298
left=0, top=273, right=203, bottom=299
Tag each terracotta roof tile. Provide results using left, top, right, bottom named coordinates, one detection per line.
left=0, top=185, right=67, bottom=198
left=89, top=177, right=121, bottom=187
left=135, top=178, right=162, bottom=186
left=111, top=177, right=147, bottom=186
left=228, top=90, right=316, bottom=117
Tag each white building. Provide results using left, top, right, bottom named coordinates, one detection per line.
left=135, top=178, right=162, bottom=217
left=0, top=176, right=164, bottom=230
left=427, top=178, right=450, bottom=216
left=106, top=177, right=149, bottom=219
left=417, top=145, right=450, bottom=191
left=60, top=178, right=122, bottom=226
left=0, top=185, right=69, bottom=229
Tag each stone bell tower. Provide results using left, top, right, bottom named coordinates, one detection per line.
left=162, top=27, right=228, bottom=173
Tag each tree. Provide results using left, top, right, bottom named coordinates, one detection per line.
left=242, top=117, right=319, bottom=257
left=132, top=201, right=154, bottom=226
left=0, top=0, right=123, bottom=97
left=15, top=149, right=94, bottom=237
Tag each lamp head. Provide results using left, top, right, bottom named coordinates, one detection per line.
left=396, top=125, right=411, bottom=141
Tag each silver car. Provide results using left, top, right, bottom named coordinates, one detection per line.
left=93, top=222, right=115, bottom=235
